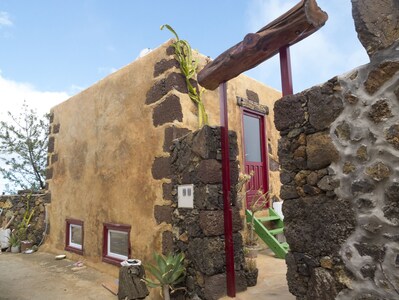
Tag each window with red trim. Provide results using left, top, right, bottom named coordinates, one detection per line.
left=65, top=219, right=84, bottom=255
left=102, top=223, right=131, bottom=265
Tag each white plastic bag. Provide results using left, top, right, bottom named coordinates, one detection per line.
left=273, top=201, right=284, bottom=220
left=0, top=228, right=11, bottom=248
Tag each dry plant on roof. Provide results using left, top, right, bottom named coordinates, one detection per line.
left=160, top=24, right=209, bottom=128
left=237, top=171, right=267, bottom=287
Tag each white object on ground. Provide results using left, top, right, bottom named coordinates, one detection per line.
left=73, top=261, right=84, bottom=267
left=0, top=228, right=11, bottom=248
left=55, top=254, right=66, bottom=260
left=120, top=259, right=142, bottom=267
left=273, top=201, right=284, bottom=220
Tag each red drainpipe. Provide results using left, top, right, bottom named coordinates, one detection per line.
left=219, top=45, right=293, bottom=297
left=279, top=45, right=294, bottom=96
left=219, top=82, right=236, bottom=297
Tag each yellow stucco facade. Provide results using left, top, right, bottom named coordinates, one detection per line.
left=41, top=40, right=281, bottom=282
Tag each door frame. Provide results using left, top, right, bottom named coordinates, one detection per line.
left=240, top=108, right=270, bottom=208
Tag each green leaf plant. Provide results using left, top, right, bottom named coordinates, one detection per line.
left=160, top=24, right=209, bottom=128
left=17, top=192, right=35, bottom=241
left=8, top=231, right=20, bottom=247
left=143, top=252, right=186, bottom=300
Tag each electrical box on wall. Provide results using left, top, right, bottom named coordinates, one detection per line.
left=178, top=184, right=194, bottom=208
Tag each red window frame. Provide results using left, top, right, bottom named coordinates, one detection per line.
left=65, top=218, right=84, bottom=255
left=102, top=222, right=131, bottom=266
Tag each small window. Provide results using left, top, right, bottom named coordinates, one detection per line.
left=243, top=114, right=262, bottom=162
left=103, top=223, right=131, bottom=265
left=65, top=219, right=84, bottom=255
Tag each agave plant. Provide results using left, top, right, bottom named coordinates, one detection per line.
left=143, top=252, right=186, bottom=300
left=17, top=194, right=35, bottom=241
left=8, top=231, right=20, bottom=247
left=160, top=24, right=208, bottom=128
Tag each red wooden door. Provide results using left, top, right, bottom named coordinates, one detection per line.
left=242, top=110, right=269, bottom=209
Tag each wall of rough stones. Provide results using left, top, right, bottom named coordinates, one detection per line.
left=163, top=125, right=246, bottom=300
left=275, top=77, right=356, bottom=300
left=275, top=1, right=399, bottom=299
left=0, top=191, right=49, bottom=246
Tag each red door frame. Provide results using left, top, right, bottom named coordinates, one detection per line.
left=241, top=108, right=269, bottom=208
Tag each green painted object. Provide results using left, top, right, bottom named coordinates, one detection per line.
left=245, top=208, right=289, bottom=259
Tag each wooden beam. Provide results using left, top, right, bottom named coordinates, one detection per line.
left=197, top=0, right=328, bottom=90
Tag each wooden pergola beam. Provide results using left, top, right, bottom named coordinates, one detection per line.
left=197, top=0, right=328, bottom=90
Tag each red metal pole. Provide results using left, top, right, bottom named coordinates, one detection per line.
left=279, top=45, right=293, bottom=96
left=219, top=82, right=236, bottom=297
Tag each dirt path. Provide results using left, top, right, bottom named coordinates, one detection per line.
left=0, top=251, right=117, bottom=300
left=221, top=249, right=295, bottom=300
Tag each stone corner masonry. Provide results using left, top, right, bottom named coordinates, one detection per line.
left=152, top=125, right=246, bottom=300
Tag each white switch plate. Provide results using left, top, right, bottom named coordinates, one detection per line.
left=178, top=184, right=194, bottom=208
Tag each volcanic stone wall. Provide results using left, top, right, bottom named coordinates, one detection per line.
left=0, top=191, right=49, bottom=246
left=166, top=125, right=246, bottom=300
left=275, top=1, right=399, bottom=299
left=275, top=78, right=356, bottom=300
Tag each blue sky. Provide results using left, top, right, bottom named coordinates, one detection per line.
left=0, top=0, right=369, bottom=192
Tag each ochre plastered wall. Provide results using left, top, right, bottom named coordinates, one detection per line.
left=42, top=42, right=173, bottom=277
left=42, top=39, right=281, bottom=279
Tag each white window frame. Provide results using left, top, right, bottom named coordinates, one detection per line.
left=65, top=218, right=84, bottom=255
left=69, top=224, right=83, bottom=250
left=107, top=229, right=129, bottom=261
left=103, top=223, right=131, bottom=265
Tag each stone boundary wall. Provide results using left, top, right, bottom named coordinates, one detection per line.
left=274, top=1, right=399, bottom=299
left=0, top=191, right=49, bottom=246
left=274, top=78, right=356, bottom=300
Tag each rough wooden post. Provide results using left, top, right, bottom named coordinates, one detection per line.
left=197, top=0, right=328, bottom=90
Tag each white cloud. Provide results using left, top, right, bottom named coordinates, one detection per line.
left=245, top=0, right=369, bottom=92
left=69, top=84, right=85, bottom=95
left=137, top=48, right=152, bottom=59
left=0, top=72, right=69, bottom=119
left=0, top=11, right=13, bottom=27
left=246, top=0, right=295, bottom=32
left=97, top=66, right=117, bottom=75
left=0, top=72, right=69, bottom=193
